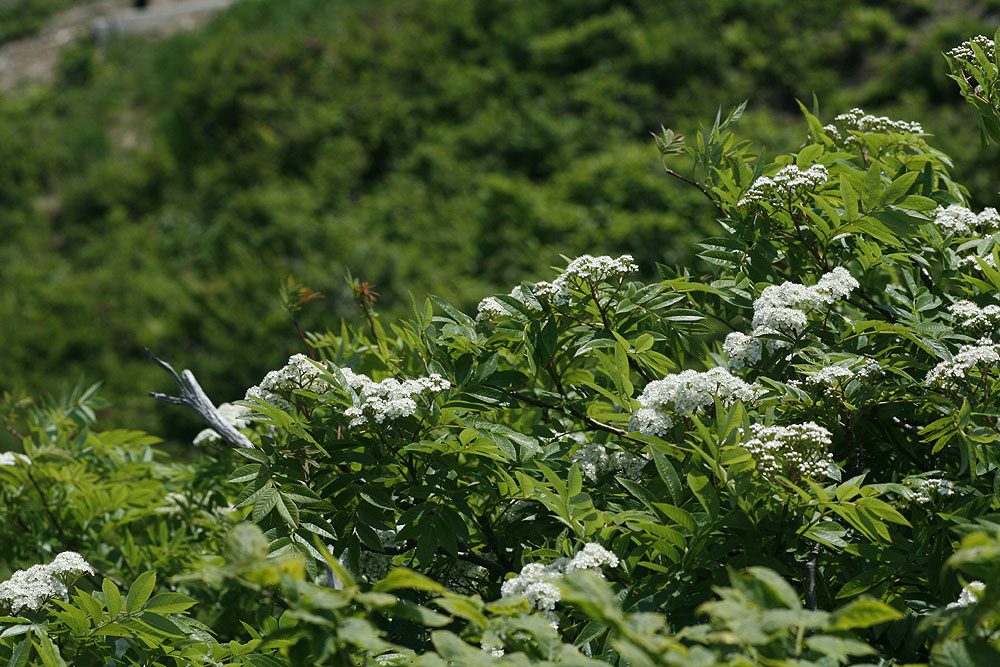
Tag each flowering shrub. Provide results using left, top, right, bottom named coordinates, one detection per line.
left=8, top=29, right=1000, bottom=667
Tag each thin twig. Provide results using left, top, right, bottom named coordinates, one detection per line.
left=661, top=159, right=727, bottom=216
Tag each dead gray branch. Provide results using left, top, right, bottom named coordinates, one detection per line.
left=145, top=348, right=256, bottom=450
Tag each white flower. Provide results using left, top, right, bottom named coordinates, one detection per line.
left=931, top=205, right=1000, bottom=237
left=0, top=452, right=30, bottom=467
left=905, top=477, right=956, bottom=505
left=0, top=552, right=95, bottom=614
left=539, top=254, right=637, bottom=306
left=629, top=367, right=762, bottom=436
left=802, top=358, right=882, bottom=396
left=566, top=543, right=619, bottom=571
left=949, top=300, right=1000, bottom=330
left=476, top=286, right=542, bottom=320
left=946, top=35, right=996, bottom=63
left=245, top=354, right=333, bottom=411
left=337, top=369, right=450, bottom=427
left=832, top=108, right=923, bottom=138
left=722, top=269, right=859, bottom=367
left=822, top=124, right=842, bottom=142
left=560, top=254, right=639, bottom=283
left=738, top=164, right=829, bottom=208
left=570, top=440, right=647, bottom=481
left=478, top=255, right=636, bottom=319
left=926, top=338, right=1000, bottom=386
left=481, top=642, right=505, bottom=658
left=960, top=250, right=998, bottom=271
left=979, top=207, right=1000, bottom=230
left=723, top=332, right=763, bottom=371
left=742, top=422, right=834, bottom=481
left=477, top=296, right=510, bottom=320
left=500, top=544, right=618, bottom=612
left=934, top=205, right=979, bottom=235
left=948, top=581, right=985, bottom=609
left=193, top=402, right=252, bottom=445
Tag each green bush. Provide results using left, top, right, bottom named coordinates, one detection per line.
left=5, top=29, right=1000, bottom=664
left=4, top=1, right=1000, bottom=444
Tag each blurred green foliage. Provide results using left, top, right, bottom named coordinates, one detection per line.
left=1, top=0, right=999, bottom=444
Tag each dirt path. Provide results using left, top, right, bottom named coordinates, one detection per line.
left=0, top=0, right=236, bottom=92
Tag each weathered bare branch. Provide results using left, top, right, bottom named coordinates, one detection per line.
left=145, top=348, right=257, bottom=450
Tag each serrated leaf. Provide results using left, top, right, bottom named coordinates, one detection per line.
left=142, top=593, right=196, bottom=614
left=253, top=486, right=279, bottom=521
left=125, top=571, right=156, bottom=614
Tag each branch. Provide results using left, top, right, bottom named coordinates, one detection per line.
left=144, top=348, right=257, bottom=450
left=805, top=542, right=820, bottom=610
left=360, top=539, right=505, bottom=576
left=509, top=390, right=645, bottom=444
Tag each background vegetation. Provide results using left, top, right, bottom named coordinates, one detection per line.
left=2, top=0, right=1000, bottom=443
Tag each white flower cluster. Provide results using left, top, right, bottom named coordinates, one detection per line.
left=926, top=339, right=1000, bottom=386
left=0, top=452, right=30, bottom=467
left=0, top=552, right=95, bottom=614
left=724, top=268, right=859, bottom=370
left=570, top=440, right=647, bottom=481
left=722, top=332, right=763, bottom=370
left=949, top=300, right=1000, bottom=330
left=559, top=254, right=639, bottom=284
left=629, top=367, right=762, bottom=436
left=193, top=402, right=252, bottom=446
left=933, top=205, right=1000, bottom=236
left=500, top=543, right=619, bottom=612
left=477, top=255, right=636, bottom=319
left=245, top=354, right=332, bottom=411
left=481, top=643, right=505, bottom=658
left=947, top=581, right=985, bottom=609
left=802, top=359, right=882, bottom=396
left=340, top=369, right=450, bottom=428
left=946, top=35, right=996, bottom=63
left=477, top=285, right=540, bottom=320
left=742, top=422, right=834, bottom=481
left=533, top=254, right=638, bottom=308
left=906, top=477, right=956, bottom=505
left=959, top=248, right=998, bottom=271
left=831, top=107, right=924, bottom=137
left=737, top=164, right=829, bottom=208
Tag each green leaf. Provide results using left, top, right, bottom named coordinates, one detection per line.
left=649, top=445, right=683, bottom=504
left=373, top=568, right=446, bottom=593
left=836, top=565, right=894, bottom=598
left=687, top=472, right=719, bottom=519
left=276, top=493, right=300, bottom=528
left=227, top=464, right=262, bottom=484
left=142, top=593, right=196, bottom=614
left=830, top=598, right=903, bottom=630
left=805, top=635, right=875, bottom=660
left=253, top=485, right=279, bottom=521
left=7, top=636, right=31, bottom=667
left=102, top=578, right=122, bottom=617
left=840, top=175, right=860, bottom=219
left=31, top=630, right=65, bottom=667
left=136, top=612, right=185, bottom=637
left=125, top=571, right=156, bottom=614
left=880, top=170, right=919, bottom=206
